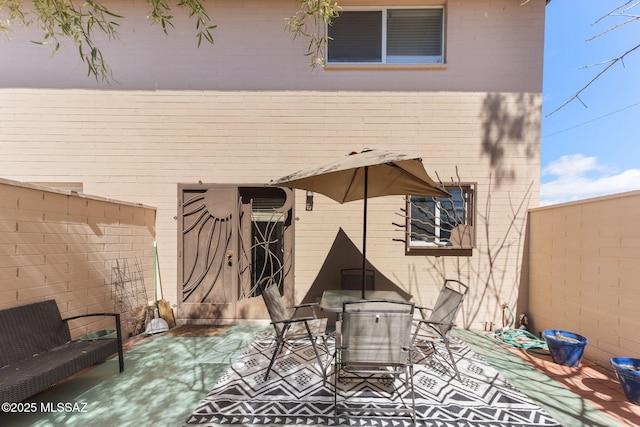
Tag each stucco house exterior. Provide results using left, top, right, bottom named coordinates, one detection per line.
left=0, top=0, right=546, bottom=330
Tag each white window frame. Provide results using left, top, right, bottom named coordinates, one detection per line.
left=326, top=6, right=445, bottom=66
left=405, top=183, right=476, bottom=256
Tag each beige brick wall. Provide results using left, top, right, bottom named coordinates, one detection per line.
left=527, top=191, right=640, bottom=367
left=0, top=0, right=545, bottom=331
left=0, top=179, right=156, bottom=338
left=0, top=89, right=541, bottom=330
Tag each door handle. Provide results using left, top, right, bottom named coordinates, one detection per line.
left=227, top=251, right=233, bottom=266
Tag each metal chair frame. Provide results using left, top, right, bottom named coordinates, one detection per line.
left=260, top=284, right=329, bottom=381
left=412, top=279, right=469, bottom=381
left=333, top=299, right=416, bottom=422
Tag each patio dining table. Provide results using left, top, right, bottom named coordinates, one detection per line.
left=319, top=289, right=407, bottom=313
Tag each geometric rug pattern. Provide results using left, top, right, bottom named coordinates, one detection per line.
left=185, top=331, right=562, bottom=427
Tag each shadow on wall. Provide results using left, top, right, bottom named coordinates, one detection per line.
left=517, top=214, right=532, bottom=332
left=410, top=178, right=534, bottom=330
left=407, top=92, right=539, bottom=329
left=301, top=228, right=412, bottom=308
left=480, top=92, right=540, bottom=187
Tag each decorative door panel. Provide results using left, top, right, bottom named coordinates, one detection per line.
left=178, top=185, right=238, bottom=321
left=178, top=184, right=294, bottom=323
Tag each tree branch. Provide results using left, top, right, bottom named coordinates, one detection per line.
left=1, top=0, right=216, bottom=83
left=546, top=1, right=640, bottom=117
left=546, top=43, right=640, bottom=117
left=285, top=0, right=341, bottom=69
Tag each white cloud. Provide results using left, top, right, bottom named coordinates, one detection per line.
left=540, top=154, right=640, bottom=206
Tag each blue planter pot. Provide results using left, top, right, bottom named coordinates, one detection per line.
left=611, top=357, right=640, bottom=406
left=543, top=330, right=588, bottom=368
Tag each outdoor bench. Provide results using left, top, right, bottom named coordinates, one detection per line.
left=0, top=300, right=124, bottom=403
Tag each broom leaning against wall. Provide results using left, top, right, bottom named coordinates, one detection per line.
left=145, top=242, right=174, bottom=335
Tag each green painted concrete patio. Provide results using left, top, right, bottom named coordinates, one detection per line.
left=0, top=326, right=635, bottom=427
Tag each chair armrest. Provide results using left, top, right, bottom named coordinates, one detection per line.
left=415, top=306, right=433, bottom=320
left=416, top=319, right=453, bottom=328
left=63, top=312, right=120, bottom=322
left=291, top=302, right=321, bottom=318
left=271, top=316, right=315, bottom=326
left=291, top=303, right=319, bottom=309
left=62, top=312, right=124, bottom=373
left=414, top=319, right=455, bottom=341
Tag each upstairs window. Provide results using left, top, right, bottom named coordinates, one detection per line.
left=327, top=8, right=444, bottom=65
left=406, top=184, right=476, bottom=256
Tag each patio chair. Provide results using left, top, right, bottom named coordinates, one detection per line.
left=340, top=268, right=375, bottom=291
left=333, top=299, right=416, bottom=422
left=412, top=279, right=469, bottom=381
left=260, top=283, right=329, bottom=381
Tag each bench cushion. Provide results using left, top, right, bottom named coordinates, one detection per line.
left=0, top=339, right=118, bottom=403
left=0, top=300, right=123, bottom=403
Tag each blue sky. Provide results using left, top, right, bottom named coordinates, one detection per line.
left=541, top=0, right=640, bottom=205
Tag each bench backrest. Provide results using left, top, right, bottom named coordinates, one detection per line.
left=0, top=300, right=71, bottom=367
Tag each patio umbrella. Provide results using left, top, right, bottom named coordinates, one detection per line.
left=271, top=149, right=450, bottom=298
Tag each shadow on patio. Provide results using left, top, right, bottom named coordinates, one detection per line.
left=1, top=325, right=636, bottom=427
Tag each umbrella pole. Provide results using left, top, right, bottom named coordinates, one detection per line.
left=362, top=166, right=368, bottom=299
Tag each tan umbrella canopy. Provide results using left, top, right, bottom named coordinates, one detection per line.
left=271, top=149, right=450, bottom=298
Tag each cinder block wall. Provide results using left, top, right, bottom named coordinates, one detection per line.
left=0, top=178, right=156, bottom=338
left=0, top=89, right=541, bottom=330
left=0, top=0, right=546, bottom=330
left=527, top=191, right=640, bottom=367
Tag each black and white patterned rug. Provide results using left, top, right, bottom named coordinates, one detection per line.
left=185, top=332, right=561, bottom=427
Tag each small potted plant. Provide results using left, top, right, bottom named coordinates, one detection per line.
left=543, top=330, right=588, bottom=368
left=611, top=357, right=640, bottom=406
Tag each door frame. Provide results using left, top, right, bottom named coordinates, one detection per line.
left=177, top=183, right=295, bottom=324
